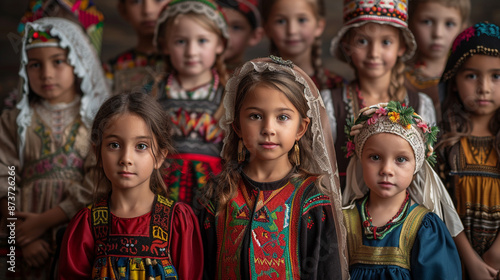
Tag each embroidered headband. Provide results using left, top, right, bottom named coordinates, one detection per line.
left=216, top=0, right=261, bottom=29
left=155, top=0, right=229, bottom=45
left=25, top=27, right=60, bottom=50
left=18, top=0, right=104, bottom=54
left=441, top=22, right=500, bottom=82
left=344, top=101, right=438, bottom=173
left=330, top=0, right=416, bottom=62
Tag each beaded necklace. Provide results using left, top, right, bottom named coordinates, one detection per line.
left=165, top=68, right=219, bottom=99
left=360, top=191, right=410, bottom=240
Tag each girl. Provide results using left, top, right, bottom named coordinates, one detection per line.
left=438, top=22, right=500, bottom=279
left=0, top=17, right=109, bottom=279
left=198, top=56, right=349, bottom=279
left=343, top=101, right=462, bottom=279
left=261, top=0, right=345, bottom=91
left=58, top=92, right=203, bottom=279
left=329, top=0, right=437, bottom=190
left=103, top=0, right=169, bottom=94
left=153, top=0, right=229, bottom=205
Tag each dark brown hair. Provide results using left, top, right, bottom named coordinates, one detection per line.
left=90, top=92, right=175, bottom=202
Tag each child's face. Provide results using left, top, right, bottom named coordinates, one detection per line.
left=101, top=113, right=163, bottom=192
left=26, top=47, right=77, bottom=104
left=345, top=23, right=406, bottom=81
left=456, top=55, right=500, bottom=118
left=162, top=15, right=224, bottom=79
left=410, top=2, right=463, bottom=61
left=235, top=84, right=309, bottom=169
left=263, top=0, right=324, bottom=59
left=119, top=0, right=170, bottom=37
left=361, top=133, right=415, bottom=201
left=222, top=7, right=261, bottom=63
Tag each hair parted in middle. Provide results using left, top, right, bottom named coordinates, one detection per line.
left=154, top=0, right=230, bottom=87
left=90, top=92, right=175, bottom=203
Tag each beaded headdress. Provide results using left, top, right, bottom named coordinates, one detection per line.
left=17, top=17, right=110, bottom=166
left=216, top=0, right=261, bottom=29
left=221, top=55, right=349, bottom=279
left=154, top=0, right=229, bottom=45
left=441, top=22, right=500, bottom=82
left=17, top=0, right=104, bottom=54
left=343, top=101, right=463, bottom=237
left=330, top=0, right=416, bottom=62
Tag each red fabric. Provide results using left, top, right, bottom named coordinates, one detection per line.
left=58, top=202, right=203, bottom=280
left=169, top=153, right=222, bottom=174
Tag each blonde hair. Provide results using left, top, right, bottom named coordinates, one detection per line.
left=261, top=0, right=329, bottom=90
left=156, top=12, right=228, bottom=87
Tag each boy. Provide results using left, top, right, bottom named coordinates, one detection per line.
left=104, top=0, right=170, bottom=94
left=405, top=0, right=470, bottom=120
left=216, top=0, right=263, bottom=73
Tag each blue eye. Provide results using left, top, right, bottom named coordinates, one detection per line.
left=492, top=73, right=500, bottom=80
left=396, top=157, right=408, bottom=163
left=198, top=38, right=208, bottom=44
left=445, top=21, right=456, bottom=28
left=382, top=39, right=392, bottom=46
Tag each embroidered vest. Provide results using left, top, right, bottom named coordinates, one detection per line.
left=343, top=205, right=429, bottom=270
left=216, top=176, right=317, bottom=279
left=90, top=195, right=179, bottom=279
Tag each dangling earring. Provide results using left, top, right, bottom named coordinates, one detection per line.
left=293, top=141, right=300, bottom=166
left=238, top=139, right=245, bottom=163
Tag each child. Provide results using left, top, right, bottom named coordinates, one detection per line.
left=405, top=0, right=470, bottom=121
left=261, top=0, right=345, bottom=91
left=342, top=101, right=462, bottom=279
left=58, top=92, right=203, bottom=279
left=0, top=17, right=110, bottom=279
left=198, top=56, right=349, bottom=279
left=153, top=0, right=228, bottom=205
left=438, top=22, right=500, bottom=279
left=103, top=0, right=170, bottom=94
left=216, top=0, right=264, bottom=73
left=329, top=0, right=437, bottom=190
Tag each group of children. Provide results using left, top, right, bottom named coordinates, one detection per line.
left=0, top=0, right=499, bottom=279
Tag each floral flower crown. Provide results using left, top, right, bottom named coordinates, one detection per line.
left=343, top=101, right=439, bottom=167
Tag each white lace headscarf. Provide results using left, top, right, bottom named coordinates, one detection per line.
left=343, top=103, right=463, bottom=237
left=17, top=17, right=110, bottom=166
left=220, top=56, right=349, bottom=279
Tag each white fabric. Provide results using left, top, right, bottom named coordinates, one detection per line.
left=418, top=92, right=437, bottom=126
left=17, top=17, right=110, bottom=166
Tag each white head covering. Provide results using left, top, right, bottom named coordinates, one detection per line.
left=17, top=17, right=110, bottom=166
left=342, top=102, right=464, bottom=237
left=221, top=56, right=349, bottom=279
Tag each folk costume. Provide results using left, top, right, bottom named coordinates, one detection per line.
left=328, top=0, right=436, bottom=190
left=342, top=102, right=462, bottom=279
left=58, top=194, right=203, bottom=280
left=198, top=56, right=349, bottom=279
left=439, top=22, right=500, bottom=259
left=0, top=17, right=110, bottom=279
left=153, top=0, right=229, bottom=205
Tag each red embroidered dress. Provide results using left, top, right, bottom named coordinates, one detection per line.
left=58, top=195, right=203, bottom=280
left=199, top=173, right=342, bottom=279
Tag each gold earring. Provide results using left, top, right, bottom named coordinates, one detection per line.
left=238, top=139, right=245, bottom=163
left=293, top=141, right=300, bottom=166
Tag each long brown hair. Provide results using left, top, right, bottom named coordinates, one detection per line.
left=90, top=92, right=175, bottom=203
left=200, top=69, right=328, bottom=214
left=261, top=0, right=329, bottom=90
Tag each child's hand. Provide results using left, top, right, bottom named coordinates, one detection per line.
left=15, top=211, right=47, bottom=246
left=21, top=239, right=52, bottom=268
left=466, top=256, right=498, bottom=279
left=483, top=246, right=500, bottom=271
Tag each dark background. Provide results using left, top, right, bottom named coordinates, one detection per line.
left=1, top=0, right=500, bottom=100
